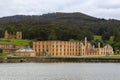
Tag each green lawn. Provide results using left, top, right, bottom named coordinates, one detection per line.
left=0, top=38, right=31, bottom=46
left=94, top=35, right=102, bottom=40
left=110, top=36, right=114, bottom=41
left=94, top=35, right=114, bottom=41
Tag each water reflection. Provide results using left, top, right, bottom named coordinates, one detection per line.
left=0, top=63, right=120, bottom=80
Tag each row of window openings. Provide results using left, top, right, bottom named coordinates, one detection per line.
left=35, top=45, right=81, bottom=48
left=101, top=52, right=111, bottom=54
left=35, top=46, right=81, bottom=49
left=52, top=53, right=81, bottom=56
left=51, top=52, right=111, bottom=56
left=37, top=49, right=81, bottom=51
left=36, top=42, right=81, bottom=45
left=81, top=53, right=99, bottom=55
left=36, top=51, right=103, bottom=55
left=35, top=49, right=85, bottom=51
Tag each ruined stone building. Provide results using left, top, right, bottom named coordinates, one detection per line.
left=16, top=32, right=22, bottom=39
left=33, top=37, right=114, bottom=56
left=4, top=31, right=15, bottom=39
left=4, top=31, right=22, bottom=39
left=0, top=44, right=18, bottom=53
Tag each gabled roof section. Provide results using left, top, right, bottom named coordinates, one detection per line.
left=104, top=44, right=113, bottom=49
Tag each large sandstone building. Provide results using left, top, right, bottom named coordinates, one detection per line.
left=4, top=31, right=22, bottom=39
left=33, top=37, right=114, bottom=56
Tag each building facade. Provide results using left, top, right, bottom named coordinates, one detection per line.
left=33, top=37, right=114, bottom=56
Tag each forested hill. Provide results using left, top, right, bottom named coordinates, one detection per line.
left=0, top=12, right=98, bottom=23
left=0, top=12, right=120, bottom=41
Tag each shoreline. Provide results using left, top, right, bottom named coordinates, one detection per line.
left=0, top=56, right=120, bottom=63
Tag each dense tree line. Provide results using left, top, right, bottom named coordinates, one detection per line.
left=0, top=12, right=120, bottom=42
left=0, top=12, right=120, bottom=53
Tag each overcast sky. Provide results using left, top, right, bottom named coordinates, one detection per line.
left=0, top=0, right=120, bottom=19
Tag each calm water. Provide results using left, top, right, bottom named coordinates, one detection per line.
left=0, top=63, right=120, bottom=80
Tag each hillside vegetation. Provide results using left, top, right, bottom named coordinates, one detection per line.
left=0, top=12, right=120, bottom=40
left=0, top=12, right=120, bottom=53
left=0, top=38, right=31, bottom=46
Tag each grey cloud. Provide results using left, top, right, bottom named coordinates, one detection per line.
left=94, top=0, right=120, bottom=9
left=0, top=0, right=120, bottom=19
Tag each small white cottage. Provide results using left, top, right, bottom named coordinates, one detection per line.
left=15, top=47, right=36, bottom=57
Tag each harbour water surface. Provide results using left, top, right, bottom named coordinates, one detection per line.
left=0, top=63, right=120, bottom=80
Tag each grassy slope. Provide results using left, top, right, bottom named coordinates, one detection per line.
left=94, top=35, right=114, bottom=41
left=94, top=35, right=102, bottom=40
left=0, top=38, right=31, bottom=46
